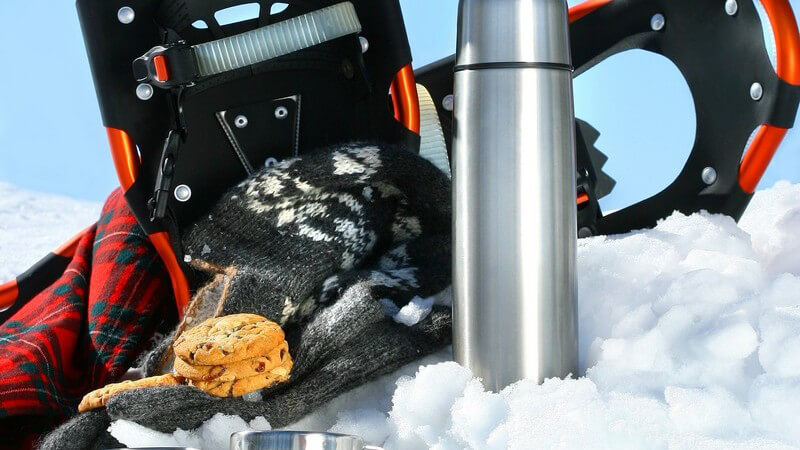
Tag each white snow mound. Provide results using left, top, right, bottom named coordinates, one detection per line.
left=0, top=182, right=100, bottom=280
left=4, top=181, right=800, bottom=449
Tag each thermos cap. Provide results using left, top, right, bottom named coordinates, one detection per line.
left=455, top=0, right=572, bottom=68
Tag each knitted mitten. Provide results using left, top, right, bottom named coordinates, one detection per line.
left=42, top=142, right=452, bottom=445
left=109, top=303, right=451, bottom=432
left=37, top=410, right=121, bottom=450
left=41, top=303, right=451, bottom=443
left=185, top=141, right=450, bottom=323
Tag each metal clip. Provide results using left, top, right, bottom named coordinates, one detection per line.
left=149, top=129, right=182, bottom=222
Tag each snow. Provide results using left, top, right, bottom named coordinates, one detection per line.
left=109, top=413, right=272, bottom=449
left=382, top=294, right=452, bottom=327
left=0, top=182, right=100, bottom=281
left=392, top=296, right=435, bottom=326
left=3, top=181, right=800, bottom=449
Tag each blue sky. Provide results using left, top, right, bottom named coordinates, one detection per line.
left=0, top=0, right=797, bottom=212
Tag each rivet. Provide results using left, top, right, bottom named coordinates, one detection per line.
left=750, top=82, right=763, bottom=101
left=274, top=106, right=289, bottom=120
left=359, top=36, right=369, bottom=54
left=136, top=83, right=154, bottom=100
left=725, top=0, right=738, bottom=15
left=117, top=6, right=135, bottom=24
left=701, top=167, right=718, bottom=185
left=651, top=13, right=666, bottom=31
left=578, top=227, right=594, bottom=238
left=442, top=94, right=454, bottom=112
left=234, top=115, right=249, bottom=128
left=174, top=184, right=192, bottom=202
left=341, top=59, right=355, bottom=79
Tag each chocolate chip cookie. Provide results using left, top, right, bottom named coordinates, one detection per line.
left=173, top=313, right=285, bottom=365
left=189, top=354, right=293, bottom=398
left=78, top=373, right=183, bottom=413
left=173, top=340, right=290, bottom=382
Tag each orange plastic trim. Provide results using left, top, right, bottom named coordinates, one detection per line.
left=54, top=226, right=94, bottom=258
left=739, top=125, right=788, bottom=193
left=150, top=231, right=192, bottom=315
left=390, top=64, right=421, bottom=134
left=760, top=0, right=800, bottom=85
left=390, top=81, right=402, bottom=124
left=737, top=0, right=800, bottom=192
left=0, top=280, right=19, bottom=312
left=106, top=127, right=191, bottom=316
left=153, top=55, right=170, bottom=82
left=569, top=0, right=613, bottom=23
left=107, top=128, right=139, bottom=191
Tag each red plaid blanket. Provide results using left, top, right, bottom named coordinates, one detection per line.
left=0, top=190, right=172, bottom=445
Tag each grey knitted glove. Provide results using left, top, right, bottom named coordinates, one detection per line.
left=41, top=294, right=451, bottom=445
left=109, top=303, right=451, bottom=433
left=37, top=410, right=122, bottom=450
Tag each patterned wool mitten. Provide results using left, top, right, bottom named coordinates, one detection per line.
left=184, top=141, right=450, bottom=323
left=139, top=142, right=451, bottom=373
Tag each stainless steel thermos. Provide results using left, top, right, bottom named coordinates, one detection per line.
left=452, top=0, right=579, bottom=391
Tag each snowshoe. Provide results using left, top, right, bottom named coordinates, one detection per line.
left=2, top=0, right=799, bottom=320
left=416, top=0, right=800, bottom=236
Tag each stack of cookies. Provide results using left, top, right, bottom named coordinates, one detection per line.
left=172, top=313, right=293, bottom=398
left=78, top=314, right=292, bottom=412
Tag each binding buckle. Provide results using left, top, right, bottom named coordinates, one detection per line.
left=133, top=42, right=199, bottom=89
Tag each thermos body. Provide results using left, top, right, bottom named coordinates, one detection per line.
left=452, top=0, right=579, bottom=391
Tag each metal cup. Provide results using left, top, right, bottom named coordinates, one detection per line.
left=230, top=431, right=383, bottom=450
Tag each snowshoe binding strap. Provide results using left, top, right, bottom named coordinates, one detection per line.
left=415, top=0, right=800, bottom=236
left=417, top=84, right=452, bottom=178
left=134, top=2, right=362, bottom=88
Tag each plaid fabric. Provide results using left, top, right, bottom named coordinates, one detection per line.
left=0, top=190, right=172, bottom=442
